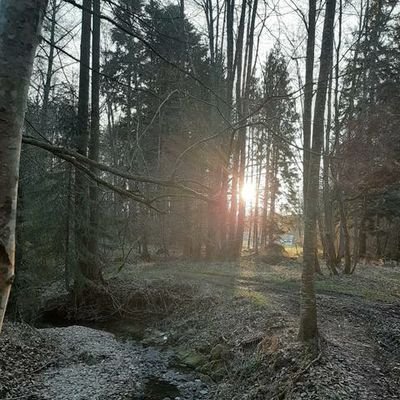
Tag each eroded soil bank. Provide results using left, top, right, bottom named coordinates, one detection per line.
left=2, top=259, right=400, bottom=399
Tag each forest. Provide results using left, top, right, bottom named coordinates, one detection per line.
left=0, top=0, right=399, bottom=399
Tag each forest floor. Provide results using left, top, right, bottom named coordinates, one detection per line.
left=2, top=257, right=400, bottom=399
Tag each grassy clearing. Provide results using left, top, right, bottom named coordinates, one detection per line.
left=112, top=257, right=400, bottom=304
left=315, top=266, right=400, bottom=302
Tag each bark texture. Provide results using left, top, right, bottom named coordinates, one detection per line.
left=302, top=0, right=316, bottom=198
left=74, top=0, right=101, bottom=284
left=88, top=0, right=101, bottom=276
left=0, top=0, right=48, bottom=333
left=299, top=0, right=336, bottom=342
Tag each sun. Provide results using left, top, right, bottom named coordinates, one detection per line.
left=241, top=182, right=256, bottom=203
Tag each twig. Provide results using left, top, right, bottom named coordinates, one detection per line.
left=272, top=349, right=322, bottom=400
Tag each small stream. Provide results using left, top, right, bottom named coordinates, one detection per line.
left=36, top=317, right=211, bottom=400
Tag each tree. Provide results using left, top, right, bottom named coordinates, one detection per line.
left=88, top=0, right=101, bottom=277
left=0, top=0, right=48, bottom=333
left=40, top=0, right=60, bottom=134
left=302, top=0, right=316, bottom=199
left=299, top=0, right=337, bottom=342
left=100, top=1, right=217, bottom=258
left=261, top=47, right=298, bottom=248
left=74, top=0, right=104, bottom=285
left=334, top=0, right=400, bottom=267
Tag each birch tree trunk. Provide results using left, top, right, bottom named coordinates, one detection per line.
left=0, top=0, right=48, bottom=333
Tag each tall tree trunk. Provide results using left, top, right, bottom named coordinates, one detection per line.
left=204, top=0, right=219, bottom=260
left=323, top=71, right=338, bottom=275
left=140, top=207, right=151, bottom=262
left=217, top=0, right=235, bottom=258
left=40, top=0, right=58, bottom=134
left=228, top=136, right=239, bottom=255
left=351, top=212, right=360, bottom=273
left=228, top=0, right=247, bottom=259
left=253, top=158, right=261, bottom=253
left=236, top=0, right=258, bottom=256
left=302, top=0, right=316, bottom=200
left=87, top=0, right=102, bottom=281
left=261, top=137, right=271, bottom=248
left=235, top=131, right=246, bottom=257
left=204, top=0, right=215, bottom=64
left=0, top=0, right=48, bottom=333
left=247, top=204, right=253, bottom=249
left=268, top=148, right=278, bottom=246
left=65, top=164, right=74, bottom=291
left=75, top=0, right=93, bottom=284
left=358, top=212, right=367, bottom=259
left=299, top=0, right=336, bottom=342
left=206, top=196, right=218, bottom=259
left=338, top=192, right=351, bottom=273
left=226, top=0, right=235, bottom=107
left=302, top=0, right=321, bottom=276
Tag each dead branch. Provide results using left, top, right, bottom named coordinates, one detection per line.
left=22, top=135, right=213, bottom=204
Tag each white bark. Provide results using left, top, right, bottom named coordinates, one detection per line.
left=0, top=0, right=48, bottom=333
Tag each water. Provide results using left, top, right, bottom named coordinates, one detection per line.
left=37, top=315, right=207, bottom=400
left=141, top=377, right=180, bottom=400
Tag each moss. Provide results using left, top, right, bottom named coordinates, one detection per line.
left=210, top=343, right=232, bottom=361
left=175, top=348, right=208, bottom=369
left=200, top=359, right=226, bottom=379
